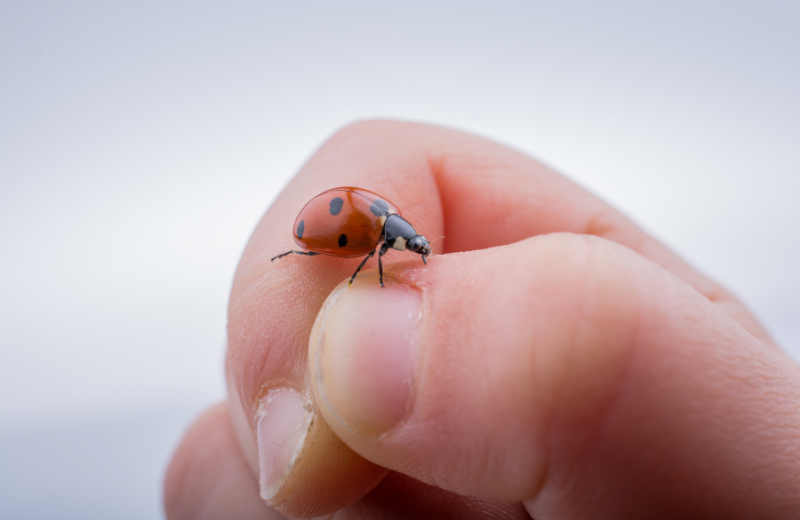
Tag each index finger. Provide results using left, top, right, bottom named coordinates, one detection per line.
left=227, top=120, right=776, bottom=516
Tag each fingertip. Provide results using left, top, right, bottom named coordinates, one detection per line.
left=310, top=273, right=422, bottom=439
left=262, top=404, right=388, bottom=517
left=305, top=235, right=686, bottom=504
left=223, top=385, right=389, bottom=518
left=164, top=402, right=281, bottom=520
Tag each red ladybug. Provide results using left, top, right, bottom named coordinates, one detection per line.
left=272, top=187, right=433, bottom=287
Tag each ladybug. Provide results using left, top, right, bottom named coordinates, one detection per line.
left=271, top=187, right=434, bottom=287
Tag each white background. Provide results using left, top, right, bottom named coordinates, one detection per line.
left=1, top=1, right=798, bottom=518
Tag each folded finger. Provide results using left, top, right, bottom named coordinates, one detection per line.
left=164, top=402, right=285, bottom=520
left=164, top=403, right=530, bottom=520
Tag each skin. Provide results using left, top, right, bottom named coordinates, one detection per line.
left=164, top=121, right=800, bottom=519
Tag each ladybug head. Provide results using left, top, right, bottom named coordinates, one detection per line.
left=407, top=235, right=431, bottom=256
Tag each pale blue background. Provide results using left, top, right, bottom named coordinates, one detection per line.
left=1, top=1, right=798, bottom=518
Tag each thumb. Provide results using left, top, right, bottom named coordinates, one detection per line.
left=308, top=233, right=800, bottom=519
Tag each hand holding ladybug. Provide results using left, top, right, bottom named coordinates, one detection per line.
left=166, top=122, right=799, bottom=520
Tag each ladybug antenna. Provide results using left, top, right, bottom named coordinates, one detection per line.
left=422, top=235, right=445, bottom=259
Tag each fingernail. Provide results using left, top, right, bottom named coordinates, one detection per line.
left=256, top=388, right=313, bottom=500
left=311, top=275, right=422, bottom=438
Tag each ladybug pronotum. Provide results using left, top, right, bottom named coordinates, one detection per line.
left=271, top=187, right=434, bottom=287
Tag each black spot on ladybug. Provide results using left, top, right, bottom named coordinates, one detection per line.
left=329, top=197, right=344, bottom=216
left=370, top=199, right=389, bottom=216
left=297, top=220, right=305, bottom=239
left=338, top=233, right=348, bottom=247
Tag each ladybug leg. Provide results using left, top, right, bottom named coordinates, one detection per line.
left=422, top=253, right=428, bottom=265
left=270, top=250, right=320, bottom=262
left=349, top=249, right=375, bottom=286
left=377, top=243, right=390, bottom=288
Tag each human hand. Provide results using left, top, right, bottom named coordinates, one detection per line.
left=165, top=121, right=800, bottom=519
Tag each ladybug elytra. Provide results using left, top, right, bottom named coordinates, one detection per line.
left=271, top=187, right=434, bottom=287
